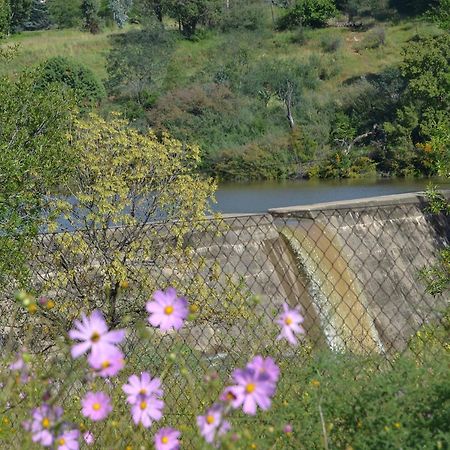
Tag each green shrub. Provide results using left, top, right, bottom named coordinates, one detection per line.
left=37, top=56, right=106, bottom=106
left=311, top=150, right=377, bottom=178
left=48, top=0, right=82, bottom=28
left=355, top=26, right=386, bottom=51
left=290, top=26, right=310, bottom=44
left=277, top=0, right=338, bottom=29
left=210, top=136, right=298, bottom=181
left=320, top=33, right=343, bottom=52
left=0, top=0, right=11, bottom=38
left=219, top=0, right=267, bottom=32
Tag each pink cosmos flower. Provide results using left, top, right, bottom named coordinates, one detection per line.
left=196, top=404, right=231, bottom=444
left=83, top=431, right=94, bottom=445
left=276, top=303, right=305, bottom=346
left=69, top=310, right=126, bottom=359
left=146, top=288, right=188, bottom=331
left=27, top=404, right=63, bottom=447
left=81, top=391, right=112, bottom=421
left=55, top=429, right=79, bottom=450
left=88, top=346, right=125, bottom=378
left=154, top=427, right=181, bottom=450
left=122, top=372, right=163, bottom=405
left=227, top=368, right=276, bottom=415
left=247, top=356, right=280, bottom=383
left=9, top=351, right=30, bottom=383
left=130, top=396, right=164, bottom=428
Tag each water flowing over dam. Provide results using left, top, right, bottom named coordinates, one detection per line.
left=189, top=191, right=450, bottom=354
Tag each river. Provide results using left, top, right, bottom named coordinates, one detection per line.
left=212, top=177, right=450, bottom=214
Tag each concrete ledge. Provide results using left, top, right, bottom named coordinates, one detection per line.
left=268, top=190, right=450, bottom=216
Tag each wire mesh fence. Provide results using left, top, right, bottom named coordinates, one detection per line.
left=1, top=196, right=449, bottom=448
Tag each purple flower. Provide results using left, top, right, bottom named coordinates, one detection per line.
left=247, top=356, right=280, bottom=383
left=154, top=427, right=181, bottom=450
left=276, top=303, right=305, bottom=346
left=122, top=372, right=163, bottom=405
left=81, top=392, right=112, bottom=421
left=130, top=396, right=164, bottom=428
left=69, top=310, right=125, bottom=359
left=197, top=404, right=231, bottom=444
left=283, top=423, right=293, bottom=434
left=9, top=352, right=30, bottom=383
left=27, top=404, right=63, bottom=447
left=55, top=429, right=79, bottom=450
left=146, top=288, right=188, bottom=331
left=83, top=431, right=94, bottom=445
left=88, top=346, right=125, bottom=378
left=227, top=368, right=276, bottom=415
left=9, top=356, right=25, bottom=371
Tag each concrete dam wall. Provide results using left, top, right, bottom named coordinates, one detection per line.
left=187, top=191, right=449, bottom=354
left=20, top=191, right=449, bottom=357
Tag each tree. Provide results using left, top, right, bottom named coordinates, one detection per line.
left=277, top=0, right=338, bottom=29
left=37, top=56, right=106, bottom=106
left=23, top=0, right=51, bottom=30
left=0, top=0, right=11, bottom=37
left=106, top=25, right=174, bottom=102
left=0, top=66, right=75, bottom=283
left=48, top=0, right=83, bottom=28
left=166, top=0, right=218, bottom=37
left=109, top=0, right=133, bottom=27
left=335, top=0, right=371, bottom=21
left=36, top=113, right=215, bottom=326
left=381, top=34, right=450, bottom=176
left=81, top=0, right=101, bottom=33
left=10, top=0, right=32, bottom=32
left=428, top=0, right=450, bottom=31
left=135, top=0, right=166, bottom=22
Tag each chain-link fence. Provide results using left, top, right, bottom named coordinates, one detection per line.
left=2, top=195, right=449, bottom=448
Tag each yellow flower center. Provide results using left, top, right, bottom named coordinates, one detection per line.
left=285, top=316, right=293, bottom=325
left=41, top=417, right=50, bottom=428
left=90, top=332, right=100, bottom=343
left=206, top=415, right=215, bottom=424
left=58, top=438, right=66, bottom=445
left=139, top=389, right=147, bottom=395
left=246, top=383, right=256, bottom=393
left=226, top=392, right=236, bottom=401
left=161, top=436, right=169, bottom=444
left=164, top=305, right=174, bottom=315
left=140, top=401, right=147, bottom=410
left=101, top=360, right=110, bottom=369
left=92, top=402, right=101, bottom=411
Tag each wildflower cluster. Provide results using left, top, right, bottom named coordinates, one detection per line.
left=17, top=288, right=304, bottom=448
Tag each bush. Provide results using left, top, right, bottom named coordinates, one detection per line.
left=37, top=56, right=106, bottom=106
left=310, top=150, right=377, bottom=178
left=48, top=0, right=82, bottom=28
left=211, top=135, right=299, bottom=181
left=355, top=26, right=386, bottom=51
left=320, top=33, right=343, bottom=52
left=290, top=26, right=310, bottom=44
left=219, top=0, right=267, bottom=32
left=277, top=0, right=338, bottom=29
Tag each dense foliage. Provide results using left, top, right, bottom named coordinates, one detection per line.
left=0, top=66, right=75, bottom=283
left=1, top=0, right=448, bottom=181
left=37, top=56, right=106, bottom=105
left=277, top=0, right=338, bottom=29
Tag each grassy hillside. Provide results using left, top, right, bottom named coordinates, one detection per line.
left=0, top=27, right=125, bottom=79
left=1, top=9, right=446, bottom=181
left=0, top=20, right=437, bottom=84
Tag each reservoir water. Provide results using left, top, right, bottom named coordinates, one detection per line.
left=213, top=177, right=450, bottom=214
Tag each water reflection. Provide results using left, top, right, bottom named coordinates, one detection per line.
left=213, top=178, right=450, bottom=214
